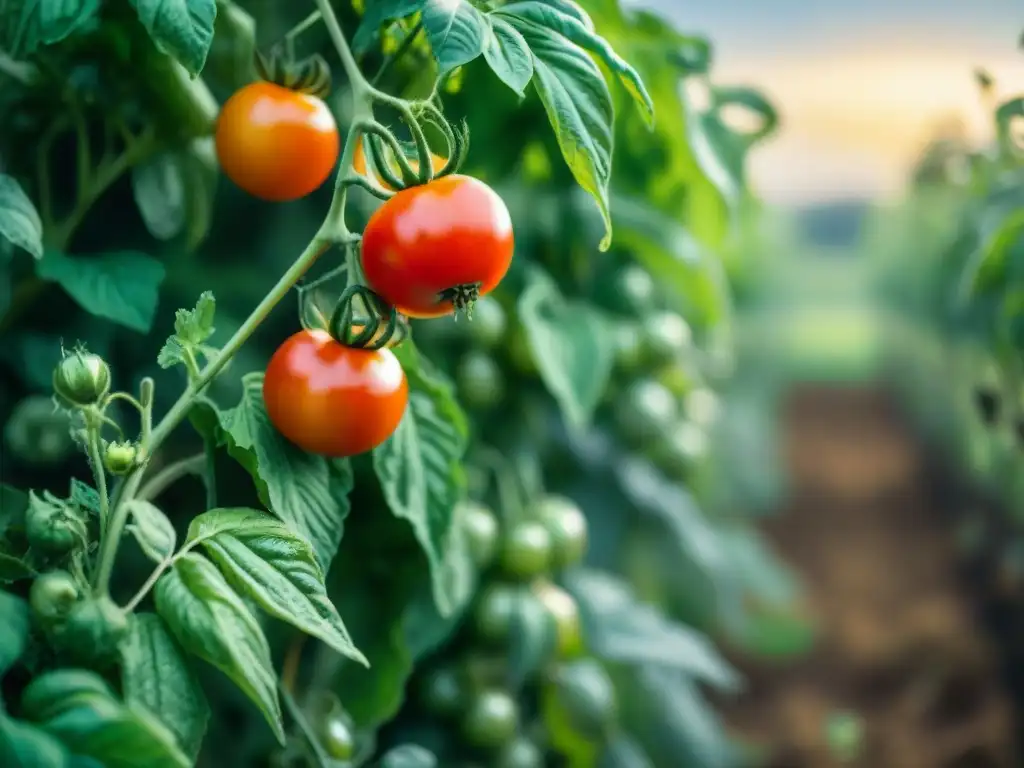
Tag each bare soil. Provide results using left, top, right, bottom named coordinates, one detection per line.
left=720, top=386, right=1019, bottom=768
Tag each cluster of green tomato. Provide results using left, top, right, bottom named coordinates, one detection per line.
left=600, top=263, right=720, bottom=480
left=367, top=493, right=620, bottom=766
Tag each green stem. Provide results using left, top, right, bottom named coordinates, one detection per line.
left=372, top=20, right=423, bottom=86
left=91, top=0, right=374, bottom=599
left=203, top=440, right=218, bottom=509
left=280, top=683, right=331, bottom=768
left=136, top=453, right=206, bottom=502
left=86, top=428, right=110, bottom=540
left=122, top=558, right=172, bottom=613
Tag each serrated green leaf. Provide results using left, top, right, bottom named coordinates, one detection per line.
left=20, top=669, right=189, bottom=768
left=483, top=17, right=532, bottom=96
left=35, top=251, right=166, bottom=333
left=68, top=480, right=99, bottom=518
left=213, top=373, right=353, bottom=571
left=502, top=14, right=614, bottom=249
left=499, top=1, right=653, bottom=125
left=154, top=553, right=283, bottom=744
left=120, top=614, right=210, bottom=760
left=0, top=590, right=29, bottom=674
left=352, top=0, right=425, bottom=54
left=566, top=569, right=739, bottom=690
left=186, top=508, right=367, bottom=665
left=518, top=268, right=614, bottom=429
left=373, top=342, right=470, bottom=617
left=0, top=0, right=100, bottom=59
left=128, top=0, right=217, bottom=76
left=158, top=291, right=215, bottom=369
left=421, top=0, right=487, bottom=73
left=125, top=501, right=176, bottom=563
left=0, top=175, right=43, bottom=260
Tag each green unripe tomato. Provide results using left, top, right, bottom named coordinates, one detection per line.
left=467, top=296, right=508, bottom=348
left=496, top=736, right=544, bottom=768
left=318, top=713, right=356, bottom=760
left=508, top=327, right=536, bottom=375
left=417, top=665, right=465, bottom=718
left=4, top=396, right=74, bottom=466
left=462, top=501, right=500, bottom=568
left=29, top=571, right=80, bottom=625
left=537, top=495, right=588, bottom=570
left=534, top=582, right=584, bottom=659
left=103, top=441, right=139, bottom=476
left=612, top=323, right=644, bottom=373
left=605, top=264, right=655, bottom=316
left=641, top=311, right=691, bottom=365
left=472, top=583, right=520, bottom=644
left=456, top=351, right=505, bottom=410
left=614, top=380, right=678, bottom=446
left=653, top=422, right=708, bottom=480
left=499, top=520, right=552, bottom=580
left=52, top=348, right=111, bottom=407
left=461, top=689, right=519, bottom=749
left=684, top=388, right=720, bottom=428
left=52, top=596, right=128, bottom=667
left=25, top=491, right=85, bottom=556
left=550, top=659, right=618, bottom=739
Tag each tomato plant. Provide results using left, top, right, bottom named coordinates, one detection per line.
left=0, top=0, right=783, bottom=765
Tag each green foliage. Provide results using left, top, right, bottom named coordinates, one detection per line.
left=35, top=251, right=167, bottom=333
left=0, top=0, right=785, bottom=764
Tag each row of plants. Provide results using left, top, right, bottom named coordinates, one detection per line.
left=863, top=60, right=1024, bottom=515
left=0, top=0, right=790, bottom=765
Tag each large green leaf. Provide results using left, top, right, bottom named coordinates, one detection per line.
left=483, top=17, right=532, bottom=96
left=153, top=553, right=283, bottom=744
left=566, top=569, right=739, bottom=690
left=120, top=614, right=210, bottom=760
left=0, top=0, right=100, bottom=59
left=0, top=590, right=29, bottom=674
left=502, top=13, right=615, bottom=249
left=0, top=175, right=43, bottom=260
left=518, top=267, right=614, bottom=430
left=35, top=251, right=166, bottom=333
left=498, top=1, right=653, bottom=124
left=186, top=508, right=366, bottom=665
left=206, top=373, right=354, bottom=571
left=606, top=192, right=730, bottom=328
left=128, top=0, right=217, bottom=76
left=20, top=669, right=189, bottom=768
left=373, top=342, right=470, bottom=617
left=422, top=0, right=487, bottom=73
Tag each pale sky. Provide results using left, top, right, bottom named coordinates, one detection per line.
left=628, top=0, right=1024, bottom=204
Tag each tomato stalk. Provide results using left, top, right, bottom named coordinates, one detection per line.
left=89, top=0, right=385, bottom=600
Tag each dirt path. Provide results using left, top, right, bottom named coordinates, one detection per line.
left=721, top=386, right=1018, bottom=768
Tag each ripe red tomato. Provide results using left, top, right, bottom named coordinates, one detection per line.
left=263, top=329, right=407, bottom=457
left=215, top=81, right=339, bottom=202
left=360, top=175, right=514, bottom=318
left=352, top=142, right=447, bottom=192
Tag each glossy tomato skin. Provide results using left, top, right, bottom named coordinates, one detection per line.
left=263, top=330, right=407, bottom=457
left=361, top=175, right=514, bottom=318
left=215, top=82, right=339, bottom=201
left=352, top=141, right=447, bottom=191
